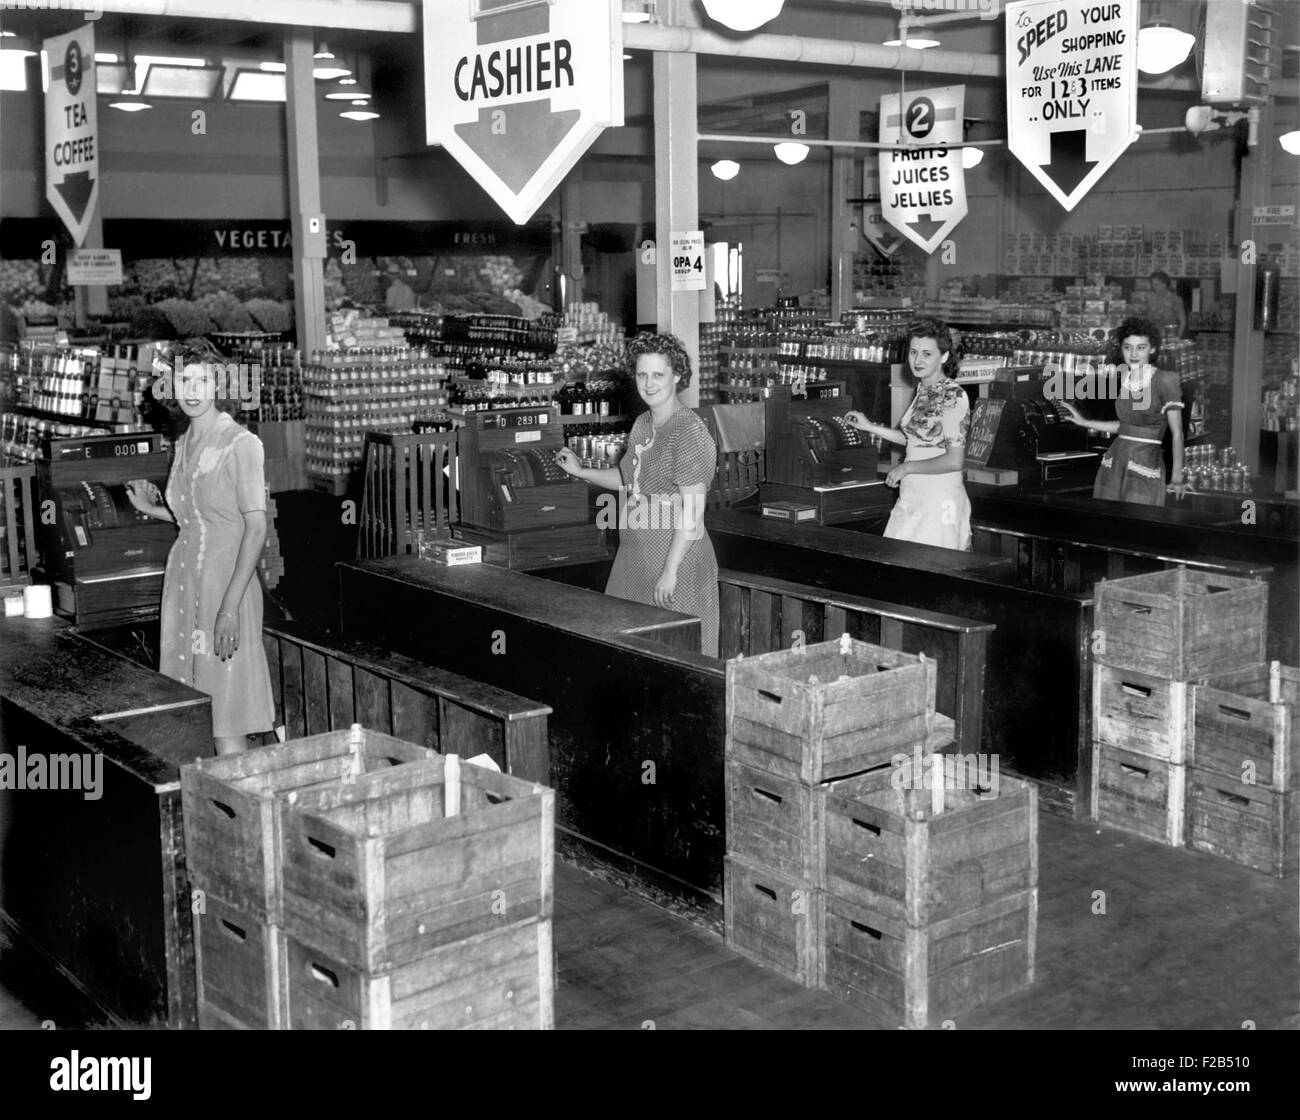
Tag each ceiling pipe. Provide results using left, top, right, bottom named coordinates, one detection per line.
left=624, top=21, right=1001, bottom=77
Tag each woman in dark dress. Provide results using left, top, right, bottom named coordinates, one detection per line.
left=1060, top=316, right=1188, bottom=505
left=555, top=333, right=720, bottom=657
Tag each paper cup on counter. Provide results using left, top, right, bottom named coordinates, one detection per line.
left=23, top=584, right=53, bottom=619
left=4, top=594, right=24, bottom=617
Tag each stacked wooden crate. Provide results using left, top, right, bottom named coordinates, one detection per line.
left=1091, top=569, right=1269, bottom=851
left=724, top=635, right=1038, bottom=1027
left=182, top=724, right=556, bottom=1029
left=1188, top=662, right=1298, bottom=876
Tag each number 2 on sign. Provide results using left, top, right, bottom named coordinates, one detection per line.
left=673, top=256, right=703, bottom=272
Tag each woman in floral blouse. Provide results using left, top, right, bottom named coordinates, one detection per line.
left=845, top=317, right=972, bottom=551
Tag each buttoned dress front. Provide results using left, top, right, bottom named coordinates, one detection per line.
left=159, top=411, right=275, bottom=738
left=884, top=376, right=972, bottom=551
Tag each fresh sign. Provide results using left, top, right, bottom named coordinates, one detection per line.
left=424, top=0, right=624, bottom=226
left=1006, top=0, right=1138, bottom=210
left=43, top=25, right=99, bottom=247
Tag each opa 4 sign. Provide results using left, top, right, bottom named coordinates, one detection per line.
left=424, top=0, right=624, bottom=225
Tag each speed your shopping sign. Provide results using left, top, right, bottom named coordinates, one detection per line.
left=1006, top=0, right=1138, bottom=210
left=424, top=0, right=624, bottom=225
left=879, top=86, right=967, bottom=254
left=44, top=25, right=99, bottom=247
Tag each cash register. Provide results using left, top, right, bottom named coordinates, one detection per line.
left=36, top=432, right=175, bottom=626
left=455, top=404, right=609, bottom=569
left=963, top=371, right=1100, bottom=490
left=760, top=391, right=890, bottom=525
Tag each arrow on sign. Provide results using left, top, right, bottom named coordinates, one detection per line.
left=54, top=171, right=96, bottom=224
left=1039, top=130, right=1097, bottom=199
left=906, top=213, right=945, bottom=241
left=454, top=100, right=581, bottom=194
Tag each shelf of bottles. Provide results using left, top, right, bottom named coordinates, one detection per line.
left=302, top=348, right=452, bottom=487
left=228, top=342, right=305, bottom=423
left=449, top=377, right=628, bottom=424
left=390, top=310, right=559, bottom=354
left=1262, top=361, right=1300, bottom=435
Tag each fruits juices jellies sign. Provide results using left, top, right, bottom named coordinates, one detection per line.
left=1006, top=0, right=1139, bottom=210
left=878, top=85, right=968, bottom=254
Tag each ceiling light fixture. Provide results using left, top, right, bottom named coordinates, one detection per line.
left=711, top=159, right=740, bottom=181
left=701, top=0, right=783, bottom=33
left=1136, top=21, right=1195, bottom=74
left=773, top=142, right=809, bottom=165
left=1278, top=130, right=1300, bottom=155
left=883, top=35, right=941, bottom=49
left=622, top=0, right=652, bottom=23
left=340, top=108, right=379, bottom=121
left=312, top=44, right=351, bottom=81
left=326, top=80, right=369, bottom=100
left=109, top=95, right=152, bottom=112
left=961, top=146, right=984, bottom=168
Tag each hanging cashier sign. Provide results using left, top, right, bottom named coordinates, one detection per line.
left=425, top=0, right=624, bottom=226
left=1006, top=0, right=1138, bottom=210
left=878, top=86, right=968, bottom=254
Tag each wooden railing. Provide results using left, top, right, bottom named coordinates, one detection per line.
left=263, top=620, right=551, bottom=783
left=1, top=465, right=37, bottom=592
left=357, top=430, right=458, bottom=559
left=717, top=569, right=994, bottom=756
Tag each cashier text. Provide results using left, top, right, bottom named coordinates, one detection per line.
left=150, top=360, right=261, bottom=409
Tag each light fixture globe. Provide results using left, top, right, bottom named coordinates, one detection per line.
left=1136, top=23, right=1195, bottom=75
left=701, top=0, right=783, bottom=33
left=1281, top=131, right=1300, bottom=156
left=883, top=36, right=941, bottom=49
left=961, top=146, right=984, bottom=169
left=710, top=159, right=740, bottom=181
left=773, top=142, right=809, bottom=165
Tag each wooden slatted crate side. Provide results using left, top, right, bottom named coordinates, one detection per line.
left=1090, top=744, right=1186, bottom=848
left=192, top=893, right=284, bottom=1030
left=723, top=855, right=824, bottom=988
left=278, top=758, right=553, bottom=973
left=724, top=761, right=826, bottom=885
left=1094, top=569, right=1268, bottom=680
left=1194, top=664, right=1299, bottom=792
left=822, top=888, right=1036, bottom=1030
left=181, top=728, right=434, bottom=922
left=824, top=769, right=1037, bottom=927
left=1092, top=664, right=1192, bottom=764
left=280, top=919, right=553, bottom=1030
left=1187, top=773, right=1300, bottom=878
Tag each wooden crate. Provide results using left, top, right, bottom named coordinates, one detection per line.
left=1094, top=568, right=1267, bottom=680
left=726, top=637, right=937, bottom=784
left=1091, top=743, right=1186, bottom=847
left=1187, top=770, right=1300, bottom=877
left=193, top=893, right=284, bottom=1030
left=280, top=918, right=554, bottom=1030
left=823, top=889, right=1036, bottom=1030
left=279, top=756, right=554, bottom=973
left=1194, top=663, right=1299, bottom=792
left=723, top=855, right=823, bottom=987
left=181, top=725, right=433, bottom=924
left=1093, top=664, right=1192, bottom=764
left=823, top=765, right=1037, bottom=928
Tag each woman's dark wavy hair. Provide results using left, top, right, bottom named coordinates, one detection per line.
left=1107, top=316, right=1161, bottom=366
left=165, top=337, right=243, bottom=422
left=906, top=316, right=960, bottom=379
left=625, top=331, right=694, bottom=389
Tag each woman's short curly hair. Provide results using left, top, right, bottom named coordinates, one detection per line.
left=1107, top=316, right=1161, bottom=366
left=163, top=338, right=244, bottom=421
left=625, top=331, right=694, bottom=389
left=906, top=316, right=960, bottom=379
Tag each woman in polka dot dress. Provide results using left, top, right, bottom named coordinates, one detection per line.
left=126, top=350, right=275, bottom=754
left=555, top=333, right=720, bottom=657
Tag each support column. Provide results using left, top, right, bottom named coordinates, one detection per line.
left=829, top=79, right=865, bottom=319
left=653, top=45, right=700, bottom=407
left=72, top=206, right=109, bottom=326
left=1230, top=100, right=1275, bottom=471
left=561, top=174, right=585, bottom=308
left=284, top=29, right=326, bottom=355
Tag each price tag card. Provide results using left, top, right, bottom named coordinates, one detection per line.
left=670, top=231, right=707, bottom=292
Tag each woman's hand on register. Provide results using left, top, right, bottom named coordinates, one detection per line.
left=554, top=448, right=583, bottom=478
left=125, top=479, right=162, bottom=514
left=843, top=411, right=873, bottom=433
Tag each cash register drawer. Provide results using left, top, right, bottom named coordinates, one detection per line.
left=57, top=569, right=164, bottom=628
left=759, top=482, right=894, bottom=526
left=454, top=524, right=610, bottom=571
